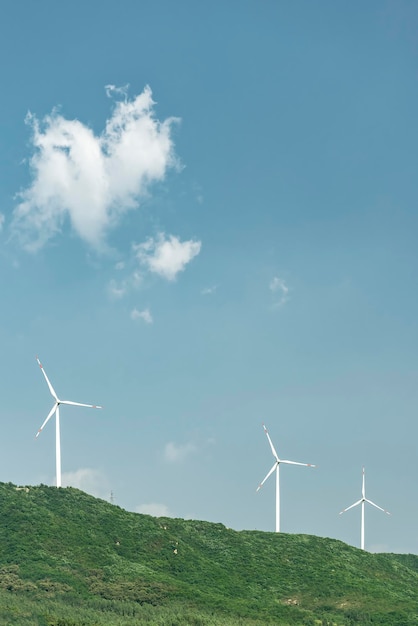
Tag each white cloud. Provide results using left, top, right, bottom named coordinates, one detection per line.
left=130, top=307, right=153, bottom=323
left=269, top=276, right=289, bottom=308
left=107, top=279, right=127, bottom=299
left=115, top=261, right=125, bottom=270
left=12, top=85, right=179, bottom=250
left=105, top=83, right=130, bottom=99
left=0, top=213, right=5, bottom=230
left=269, top=276, right=287, bottom=293
left=201, top=285, right=217, bottom=295
left=135, top=232, right=201, bottom=281
left=131, top=271, right=142, bottom=287
left=106, top=269, right=142, bottom=300
left=164, top=441, right=197, bottom=463
left=61, top=468, right=110, bottom=499
left=135, top=502, right=171, bottom=517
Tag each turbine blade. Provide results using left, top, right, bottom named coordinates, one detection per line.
left=256, top=462, right=277, bottom=491
left=366, top=499, right=390, bottom=515
left=36, top=356, right=59, bottom=401
left=339, top=499, right=362, bottom=515
left=281, top=459, right=316, bottom=468
left=262, top=423, right=279, bottom=461
left=35, top=403, right=57, bottom=438
left=61, top=400, right=102, bottom=409
left=362, top=467, right=365, bottom=499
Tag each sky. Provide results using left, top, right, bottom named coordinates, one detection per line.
left=1, top=0, right=418, bottom=554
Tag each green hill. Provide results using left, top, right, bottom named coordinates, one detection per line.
left=0, top=482, right=417, bottom=625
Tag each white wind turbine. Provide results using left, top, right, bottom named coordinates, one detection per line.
left=256, top=423, right=315, bottom=532
left=35, top=356, right=102, bottom=487
left=339, top=467, right=390, bottom=550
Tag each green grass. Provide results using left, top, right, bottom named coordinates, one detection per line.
left=0, top=482, right=417, bottom=625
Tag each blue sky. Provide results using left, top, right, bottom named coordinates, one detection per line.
left=1, top=0, right=418, bottom=553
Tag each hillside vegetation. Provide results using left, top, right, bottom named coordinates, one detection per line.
left=0, top=482, right=417, bottom=625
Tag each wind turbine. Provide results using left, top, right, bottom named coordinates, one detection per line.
left=339, top=467, right=390, bottom=550
left=35, top=356, right=102, bottom=488
left=256, top=423, right=315, bottom=532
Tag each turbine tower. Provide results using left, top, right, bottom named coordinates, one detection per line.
left=256, top=423, right=315, bottom=533
left=339, top=467, right=390, bottom=550
left=35, top=356, right=102, bottom=487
